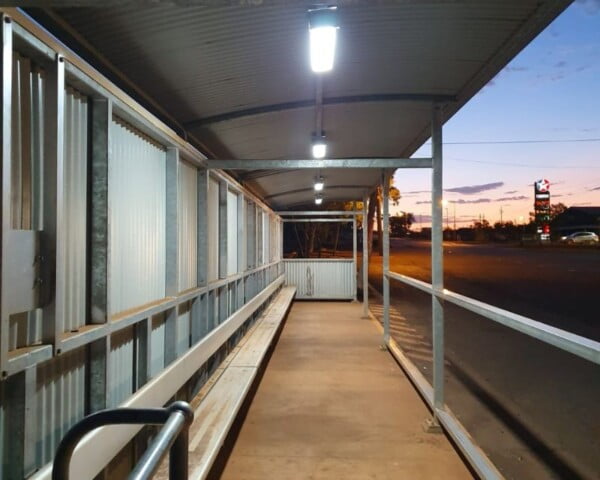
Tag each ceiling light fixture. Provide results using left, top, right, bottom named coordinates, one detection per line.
left=315, top=194, right=323, bottom=205
left=314, top=175, right=324, bottom=191
left=312, top=134, right=327, bottom=159
left=308, top=6, right=338, bottom=73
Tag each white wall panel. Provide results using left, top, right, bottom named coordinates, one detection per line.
left=63, top=89, right=88, bottom=331
left=284, top=259, right=355, bottom=299
left=227, top=190, right=238, bottom=276
left=109, top=119, right=166, bottom=314
left=178, top=161, right=197, bottom=291
left=207, top=177, right=219, bottom=282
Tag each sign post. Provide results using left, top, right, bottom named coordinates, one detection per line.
left=534, top=179, right=551, bottom=242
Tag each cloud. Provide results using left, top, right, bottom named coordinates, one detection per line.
left=576, top=0, right=600, bottom=14
left=405, top=190, right=430, bottom=194
left=504, top=190, right=518, bottom=194
left=554, top=60, right=567, bottom=68
left=504, top=66, right=529, bottom=73
left=576, top=65, right=591, bottom=72
left=453, top=198, right=492, bottom=204
left=573, top=202, right=592, bottom=206
left=445, top=182, right=504, bottom=195
left=416, top=200, right=431, bottom=205
left=590, top=186, right=600, bottom=191
left=495, top=196, right=528, bottom=202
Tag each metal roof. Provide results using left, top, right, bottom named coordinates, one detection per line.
left=31, top=1, right=569, bottom=209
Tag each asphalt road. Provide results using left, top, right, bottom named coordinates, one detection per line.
left=368, top=240, right=600, bottom=480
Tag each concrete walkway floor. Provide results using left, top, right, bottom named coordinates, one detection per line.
left=219, top=301, right=472, bottom=480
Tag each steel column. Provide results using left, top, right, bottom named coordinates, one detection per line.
left=165, top=149, right=179, bottom=365
left=165, top=148, right=179, bottom=296
left=40, top=54, right=65, bottom=351
left=362, top=194, right=369, bottom=318
left=194, top=169, right=208, bottom=343
left=0, top=14, right=13, bottom=374
left=431, top=103, right=445, bottom=418
left=218, top=180, right=228, bottom=279
left=90, top=98, right=111, bottom=324
left=382, top=172, right=390, bottom=343
left=352, top=217, right=357, bottom=301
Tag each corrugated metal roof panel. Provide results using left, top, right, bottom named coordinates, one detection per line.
left=40, top=1, right=568, bottom=207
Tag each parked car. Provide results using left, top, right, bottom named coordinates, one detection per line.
left=560, top=232, right=599, bottom=245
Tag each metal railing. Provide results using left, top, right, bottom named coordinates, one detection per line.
left=381, top=270, right=600, bottom=479
left=52, top=401, right=194, bottom=480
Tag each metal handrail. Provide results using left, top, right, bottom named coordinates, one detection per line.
left=385, top=270, right=600, bottom=365
left=52, top=401, right=194, bottom=480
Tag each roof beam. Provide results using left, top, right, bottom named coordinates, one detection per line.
left=277, top=211, right=360, bottom=216
left=208, top=158, right=432, bottom=170
left=184, top=93, right=456, bottom=128
left=264, top=185, right=373, bottom=200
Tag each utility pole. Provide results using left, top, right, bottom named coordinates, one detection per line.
left=450, top=202, right=456, bottom=231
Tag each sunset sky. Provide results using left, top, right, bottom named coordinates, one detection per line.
left=393, top=0, right=600, bottom=228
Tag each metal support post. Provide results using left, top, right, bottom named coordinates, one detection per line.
left=41, top=53, right=65, bottom=351
left=165, top=149, right=179, bottom=365
left=90, top=98, right=111, bottom=324
left=256, top=207, right=263, bottom=266
left=428, top=103, right=445, bottom=431
left=352, top=216, right=358, bottom=301
left=165, top=148, right=179, bottom=296
left=362, top=194, right=369, bottom=318
left=218, top=180, right=228, bottom=279
left=1, top=14, right=13, bottom=374
left=194, top=169, right=208, bottom=343
left=382, top=172, right=390, bottom=344
left=197, top=169, right=208, bottom=287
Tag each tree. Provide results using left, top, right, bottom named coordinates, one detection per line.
left=390, top=212, right=415, bottom=237
left=529, top=202, right=568, bottom=223
left=367, top=179, right=400, bottom=256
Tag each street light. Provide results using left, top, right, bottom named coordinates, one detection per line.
left=441, top=199, right=449, bottom=229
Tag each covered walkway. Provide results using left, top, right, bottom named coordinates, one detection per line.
left=220, top=302, right=471, bottom=479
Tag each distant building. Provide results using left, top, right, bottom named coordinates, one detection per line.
left=552, top=207, right=600, bottom=235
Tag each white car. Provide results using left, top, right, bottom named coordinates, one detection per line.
left=561, top=232, right=599, bottom=245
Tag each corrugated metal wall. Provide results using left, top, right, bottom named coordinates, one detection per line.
left=35, top=348, right=86, bottom=466
left=178, top=160, right=197, bottom=291
left=227, top=190, right=238, bottom=276
left=1, top=29, right=286, bottom=480
left=150, top=314, right=166, bottom=378
left=109, top=119, right=167, bottom=314
left=8, top=53, right=45, bottom=350
left=177, top=302, right=191, bottom=356
left=108, top=327, right=135, bottom=407
left=284, top=259, right=355, bottom=299
left=63, top=89, right=88, bottom=331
